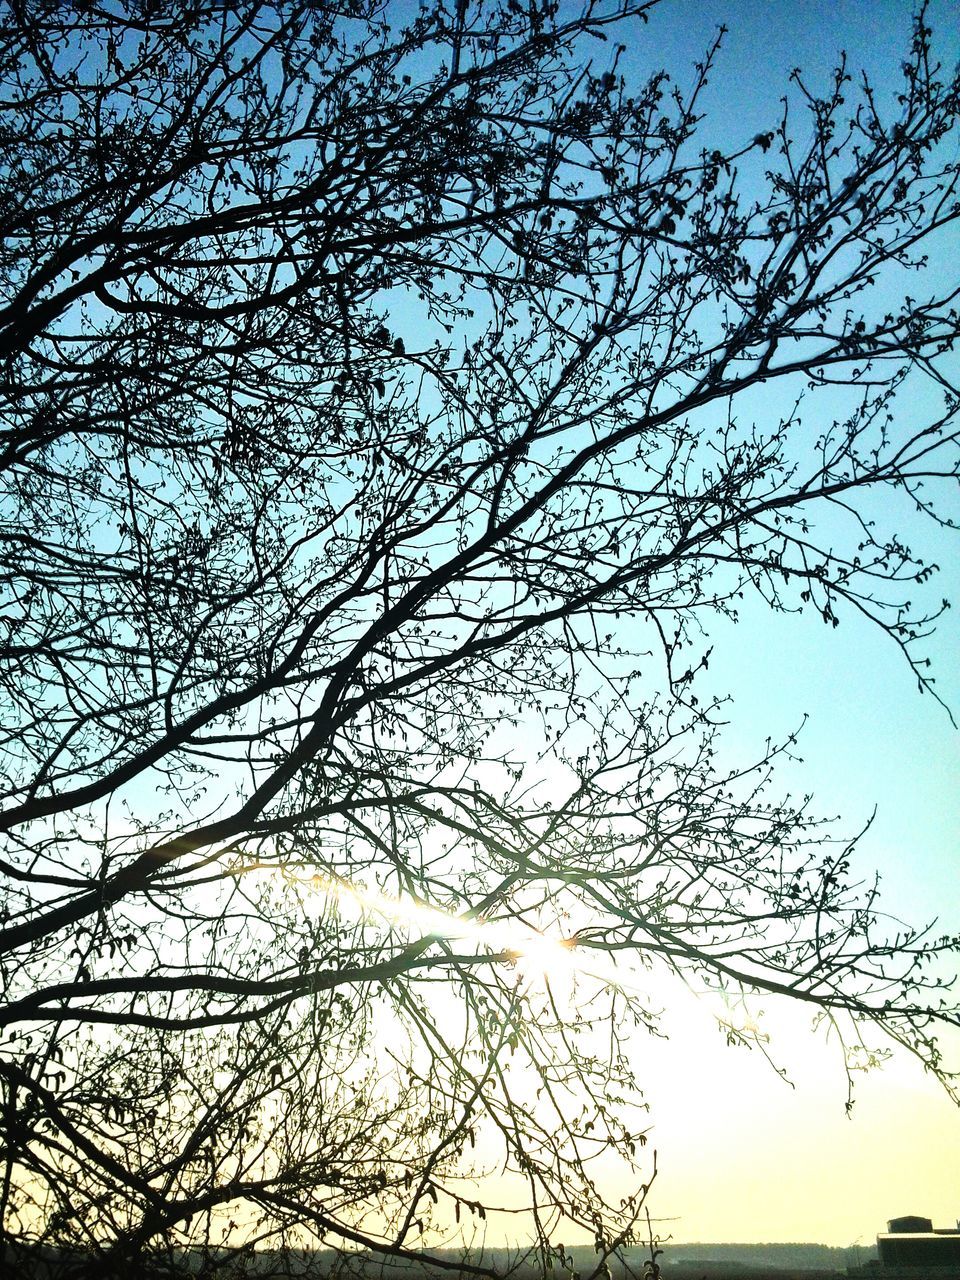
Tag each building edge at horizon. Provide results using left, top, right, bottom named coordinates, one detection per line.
left=847, top=1213, right=960, bottom=1277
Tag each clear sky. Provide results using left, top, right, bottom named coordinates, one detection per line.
left=586, top=0, right=960, bottom=1246
left=6, top=0, right=956, bottom=1260
left=269, top=0, right=960, bottom=1251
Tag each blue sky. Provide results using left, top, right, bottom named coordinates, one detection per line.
left=4, top=0, right=956, bottom=1255
left=613, top=0, right=960, bottom=967
left=592, top=0, right=960, bottom=1243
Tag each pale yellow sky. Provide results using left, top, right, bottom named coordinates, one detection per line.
left=373, top=940, right=960, bottom=1250
left=616, top=985, right=960, bottom=1245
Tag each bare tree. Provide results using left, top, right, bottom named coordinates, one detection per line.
left=0, top=0, right=958, bottom=1273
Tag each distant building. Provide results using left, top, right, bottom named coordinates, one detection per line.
left=871, top=1213, right=960, bottom=1275
left=887, top=1216, right=933, bottom=1234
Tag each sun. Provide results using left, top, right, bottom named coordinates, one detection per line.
left=290, top=870, right=581, bottom=987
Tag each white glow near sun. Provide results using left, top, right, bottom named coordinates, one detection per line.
left=294, top=872, right=582, bottom=986
left=283, top=870, right=672, bottom=1004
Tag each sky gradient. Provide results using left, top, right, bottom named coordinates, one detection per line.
left=590, top=0, right=960, bottom=1246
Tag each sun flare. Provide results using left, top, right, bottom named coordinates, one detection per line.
left=278, top=869, right=659, bottom=1001
left=292, top=871, right=582, bottom=986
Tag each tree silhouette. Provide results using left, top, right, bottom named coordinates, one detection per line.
left=1, top=1, right=958, bottom=1274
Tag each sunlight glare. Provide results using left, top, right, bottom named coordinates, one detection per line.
left=291, top=871, right=582, bottom=987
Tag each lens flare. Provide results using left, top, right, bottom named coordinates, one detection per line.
left=323, top=874, right=572, bottom=969
left=291, top=871, right=642, bottom=995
